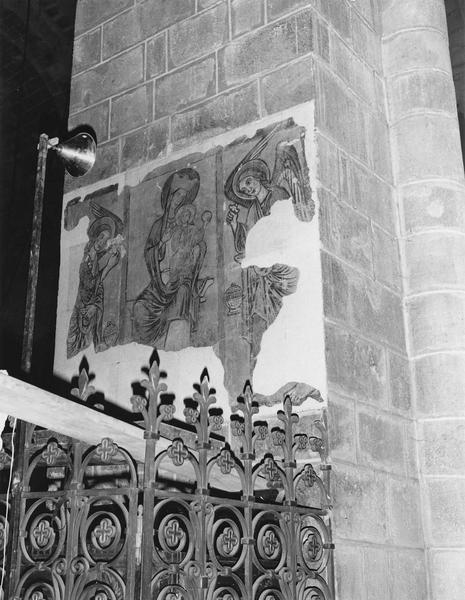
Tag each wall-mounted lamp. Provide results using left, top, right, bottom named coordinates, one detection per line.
left=21, top=132, right=97, bottom=374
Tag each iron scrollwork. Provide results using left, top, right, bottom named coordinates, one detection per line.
left=0, top=358, right=333, bottom=600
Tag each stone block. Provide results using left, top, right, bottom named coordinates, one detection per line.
left=408, top=292, right=465, bottom=355
left=198, top=0, right=225, bottom=7
left=351, top=9, right=381, bottom=72
left=357, top=409, right=406, bottom=472
left=72, top=29, right=101, bottom=75
left=75, top=0, right=133, bottom=36
left=327, top=393, right=357, bottom=462
left=389, top=70, right=456, bottom=122
left=388, top=351, right=411, bottom=413
left=388, top=478, right=423, bottom=547
left=110, top=84, right=153, bottom=137
left=325, top=323, right=387, bottom=405
left=338, top=151, right=350, bottom=203
left=172, top=82, right=259, bottom=144
left=64, top=139, right=119, bottom=192
left=405, top=232, right=465, bottom=294
left=139, top=0, right=196, bottom=38
left=372, top=225, right=401, bottom=291
left=321, top=252, right=351, bottom=324
left=218, top=16, right=297, bottom=89
left=261, top=56, right=315, bottom=115
left=331, top=462, right=388, bottom=543
left=422, top=419, right=465, bottom=476
left=389, top=549, right=427, bottom=600
left=68, top=101, right=110, bottom=144
left=121, top=119, right=169, bottom=171
left=382, top=0, right=448, bottom=37
left=394, top=114, right=464, bottom=184
left=350, top=270, right=405, bottom=350
left=169, top=3, right=228, bottom=68
left=330, top=33, right=377, bottom=106
left=365, top=113, right=393, bottom=182
left=296, top=9, right=314, bottom=55
left=415, top=352, right=465, bottom=416
left=405, top=423, right=420, bottom=478
left=426, top=478, right=465, bottom=544
left=315, top=18, right=330, bottom=62
left=70, top=46, right=144, bottom=113
left=231, top=0, right=264, bottom=37
left=319, top=0, right=351, bottom=40
left=402, top=183, right=465, bottom=234
left=147, top=34, right=166, bottom=79
left=102, top=8, right=144, bottom=59
left=383, top=29, right=451, bottom=77
left=155, top=55, right=216, bottom=118
left=316, top=67, right=368, bottom=163
left=319, top=189, right=373, bottom=273
left=350, top=162, right=394, bottom=233
left=352, top=0, right=376, bottom=29
left=317, top=134, right=339, bottom=195
left=322, top=252, right=405, bottom=350
left=267, top=0, right=318, bottom=20
left=430, top=550, right=465, bottom=600
left=333, top=544, right=364, bottom=600
left=374, top=73, right=385, bottom=113
left=103, top=2, right=191, bottom=59
left=363, top=547, right=390, bottom=600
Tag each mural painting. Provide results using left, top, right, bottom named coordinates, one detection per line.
left=133, top=168, right=214, bottom=350
left=62, top=115, right=322, bottom=405
left=65, top=187, right=125, bottom=358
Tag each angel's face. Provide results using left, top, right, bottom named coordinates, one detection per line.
left=94, top=229, right=111, bottom=252
left=239, top=175, right=262, bottom=197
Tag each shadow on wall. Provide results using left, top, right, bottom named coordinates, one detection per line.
left=0, top=0, right=79, bottom=390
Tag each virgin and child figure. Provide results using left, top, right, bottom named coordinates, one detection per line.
left=133, top=168, right=213, bottom=350
left=67, top=214, right=123, bottom=358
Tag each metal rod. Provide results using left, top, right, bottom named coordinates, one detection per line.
left=21, top=133, right=49, bottom=374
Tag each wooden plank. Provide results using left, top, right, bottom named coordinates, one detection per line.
left=0, top=372, right=148, bottom=462
left=0, top=373, right=242, bottom=490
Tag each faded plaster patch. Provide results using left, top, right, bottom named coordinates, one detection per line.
left=243, top=199, right=325, bottom=411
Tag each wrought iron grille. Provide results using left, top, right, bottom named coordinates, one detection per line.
left=0, top=360, right=334, bottom=600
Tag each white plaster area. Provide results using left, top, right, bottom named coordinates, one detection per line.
left=243, top=199, right=326, bottom=410
left=55, top=102, right=327, bottom=418
left=54, top=340, right=229, bottom=415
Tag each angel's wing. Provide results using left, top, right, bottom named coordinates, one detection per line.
left=271, top=141, right=314, bottom=222
left=90, top=201, right=124, bottom=233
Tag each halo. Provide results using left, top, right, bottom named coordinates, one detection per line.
left=87, top=216, right=117, bottom=241
left=231, top=159, right=270, bottom=203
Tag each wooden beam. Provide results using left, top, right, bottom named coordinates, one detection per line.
left=0, top=373, right=242, bottom=490
left=0, top=372, right=148, bottom=461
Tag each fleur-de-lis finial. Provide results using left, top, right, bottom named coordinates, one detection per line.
left=131, top=356, right=170, bottom=435
left=190, top=370, right=217, bottom=445
left=277, top=396, right=299, bottom=463
left=71, top=367, right=96, bottom=403
left=231, top=381, right=259, bottom=455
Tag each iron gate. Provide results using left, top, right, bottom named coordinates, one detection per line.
left=0, top=360, right=334, bottom=599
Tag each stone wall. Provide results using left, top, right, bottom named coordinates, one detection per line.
left=446, top=0, right=465, bottom=155
left=383, top=1, right=465, bottom=599
left=63, top=1, right=430, bottom=598
left=447, top=0, right=465, bottom=109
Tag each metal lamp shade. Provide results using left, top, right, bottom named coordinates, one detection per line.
left=52, top=132, right=97, bottom=177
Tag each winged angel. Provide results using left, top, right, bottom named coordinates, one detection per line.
left=224, top=123, right=314, bottom=259
left=223, top=125, right=321, bottom=406
left=67, top=202, right=125, bottom=358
